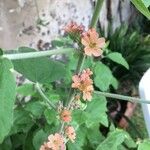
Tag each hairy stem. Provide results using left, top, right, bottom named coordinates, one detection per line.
left=94, top=91, right=150, bottom=104
left=3, top=48, right=74, bottom=60
left=36, top=83, right=56, bottom=110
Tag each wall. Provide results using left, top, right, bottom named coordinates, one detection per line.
left=0, top=0, right=135, bottom=50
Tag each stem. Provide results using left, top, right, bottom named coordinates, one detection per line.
left=90, top=0, right=104, bottom=28
left=36, top=83, right=56, bottom=110
left=3, top=48, right=74, bottom=60
left=94, top=91, right=150, bottom=104
left=76, top=54, right=86, bottom=74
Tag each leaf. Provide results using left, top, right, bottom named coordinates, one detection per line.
left=72, top=110, right=88, bottom=125
left=87, top=124, right=105, bottom=149
left=96, top=129, right=133, bottom=150
left=10, top=108, right=33, bottom=135
left=110, top=76, right=119, bottom=90
left=0, top=48, right=3, bottom=56
left=107, top=52, right=129, bottom=69
left=12, top=47, right=67, bottom=84
left=0, top=58, right=16, bottom=143
left=0, top=138, right=12, bottom=150
left=85, top=95, right=108, bottom=127
left=33, top=129, right=48, bottom=150
left=24, top=101, right=45, bottom=118
left=94, top=62, right=113, bottom=91
left=143, top=0, right=150, bottom=8
left=17, top=83, right=36, bottom=96
left=131, top=0, right=150, bottom=19
left=138, top=139, right=150, bottom=150
left=44, top=109, right=57, bottom=125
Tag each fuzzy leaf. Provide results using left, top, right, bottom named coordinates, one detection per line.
left=96, top=129, right=134, bottom=150
left=0, top=58, right=16, bottom=143
left=107, top=52, right=129, bottom=69
left=94, top=62, right=113, bottom=91
left=12, top=47, right=67, bottom=84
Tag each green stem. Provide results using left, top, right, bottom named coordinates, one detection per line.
left=94, top=91, right=150, bottom=104
left=90, top=0, right=104, bottom=28
left=76, top=54, right=86, bottom=74
left=3, top=48, right=74, bottom=60
left=36, top=83, right=56, bottom=110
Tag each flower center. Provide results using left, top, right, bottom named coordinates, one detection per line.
left=89, top=42, right=96, bottom=48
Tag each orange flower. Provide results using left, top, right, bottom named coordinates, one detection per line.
left=81, top=28, right=105, bottom=57
left=65, top=126, right=76, bottom=143
left=72, top=68, right=93, bottom=101
left=64, top=21, right=84, bottom=34
left=40, top=133, right=65, bottom=150
left=60, top=109, right=72, bottom=122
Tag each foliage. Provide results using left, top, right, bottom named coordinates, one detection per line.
left=131, top=0, right=150, bottom=19
left=0, top=1, right=150, bottom=150
left=104, top=25, right=150, bottom=86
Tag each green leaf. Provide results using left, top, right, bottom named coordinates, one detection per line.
left=87, top=124, right=105, bottom=149
left=44, top=109, right=57, bottom=125
left=33, top=129, right=48, bottom=150
left=24, top=101, right=45, bottom=118
left=110, top=76, right=119, bottom=90
left=0, top=138, right=12, bottom=150
left=0, top=58, right=16, bottom=143
left=138, top=139, right=150, bottom=150
left=85, top=95, right=108, bottom=127
left=107, top=52, right=129, bottom=69
left=0, top=48, right=3, bottom=56
left=96, top=129, right=132, bottom=150
left=17, top=83, right=35, bottom=96
left=12, top=47, right=67, bottom=84
left=10, top=108, right=33, bottom=135
left=94, top=62, right=113, bottom=91
left=72, top=110, right=88, bottom=125
left=143, top=0, right=150, bottom=8
left=131, top=0, right=150, bottom=19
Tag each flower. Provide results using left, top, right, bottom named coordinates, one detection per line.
left=65, top=126, right=76, bottom=143
left=64, top=21, right=84, bottom=34
left=72, top=68, right=93, bottom=101
left=40, top=142, right=50, bottom=150
left=60, top=109, right=72, bottom=122
left=40, top=133, right=65, bottom=150
left=81, top=28, right=105, bottom=57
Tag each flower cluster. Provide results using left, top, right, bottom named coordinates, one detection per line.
left=65, top=126, right=76, bottom=143
left=72, top=68, right=93, bottom=101
left=40, top=22, right=105, bottom=149
left=64, top=21, right=84, bottom=34
left=60, top=109, right=72, bottom=123
left=40, top=133, right=65, bottom=150
left=81, top=28, right=105, bottom=57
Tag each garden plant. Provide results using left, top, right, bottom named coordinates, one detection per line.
left=0, top=0, right=150, bottom=150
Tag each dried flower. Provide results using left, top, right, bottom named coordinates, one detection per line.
left=60, top=109, right=72, bottom=122
left=40, top=133, right=65, bottom=150
left=65, top=126, right=76, bottom=143
left=64, top=21, right=84, bottom=34
left=81, top=28, right=105, bottom=57
left=72, top=68, right=93, bottom=101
